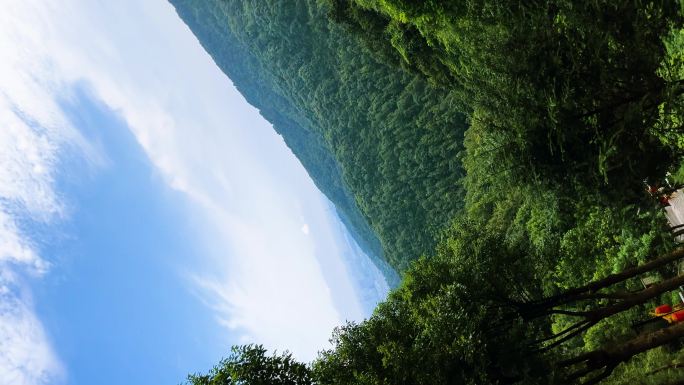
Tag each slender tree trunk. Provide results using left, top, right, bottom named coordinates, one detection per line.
left=647, top=361, right=684, bottom=375
left=585, top=273, right=684, bottom=322
left=527, top=247, right=684, bottom=313
left=533, top=271, right=684, bottom=350
left=559, top=321, right=684, bottom=385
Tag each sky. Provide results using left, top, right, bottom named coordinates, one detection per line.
left=0, top=1, right=389, bottom=384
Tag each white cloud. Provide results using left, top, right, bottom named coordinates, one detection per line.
left=0, top=1, right=98, bottom=383
left=0, top=0, right=384, bottom=365
left=1, top=0, right=388, bottom=371
left=0, top=274, right=63, bottom=385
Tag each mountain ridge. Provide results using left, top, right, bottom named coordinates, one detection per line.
left=169, top=0, right=466, bottom=277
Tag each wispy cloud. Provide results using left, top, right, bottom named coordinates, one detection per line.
left=1, top=0, right=385, bottom=371
left=0, top=2, right=98, bottom=383
left=0, top=274, right=63, bottom=385
left=45, top=0, right=375, bottom=360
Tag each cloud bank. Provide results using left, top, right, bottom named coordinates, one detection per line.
left=0, top=2, right=96, bottom=383
left=1, top=0, right=385, bottom=372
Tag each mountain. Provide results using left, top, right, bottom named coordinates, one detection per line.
left=169, top=0, right=467, bottom=275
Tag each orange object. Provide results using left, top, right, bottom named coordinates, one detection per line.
left=671, top=310, right=684, bottom=323
left=656, top=304, right=673, bottom=315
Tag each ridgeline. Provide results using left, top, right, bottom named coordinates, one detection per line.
left=170, top=0, right=468, bottom=277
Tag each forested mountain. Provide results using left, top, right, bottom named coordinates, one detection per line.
left=170, top=0, right=467, bottom=274
left=178, top=1, right=684, bottom=384
left=327, top=0, right=684, bottom=194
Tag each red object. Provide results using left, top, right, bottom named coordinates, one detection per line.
left=671, top=310, right=684, bottom=323
left=655, top=304, right=673, bottom=315
left=660, top=196, right=671, bottom=206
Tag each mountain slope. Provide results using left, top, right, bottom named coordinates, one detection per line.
left=170, top=0, right=467, bottom=273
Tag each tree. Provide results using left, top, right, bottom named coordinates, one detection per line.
left=315, top=222, right=684, bottom=384
left=327, top=0, right=684, bottom=196
left=559, top=322, right=684, bottom=385
left=185, top=345, right=312, bottom=385
left=313, top=218, right=555, bottom=385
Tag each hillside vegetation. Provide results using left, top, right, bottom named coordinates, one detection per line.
left=172, top=0, right=468, bottom=273
left=173, top=0, right=684, bottom=384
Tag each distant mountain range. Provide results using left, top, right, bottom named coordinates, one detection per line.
left=170, top=0, right=467, bottom=281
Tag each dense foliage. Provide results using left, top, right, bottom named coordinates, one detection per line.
left=171, top=0, right=468, bottom=272
left=174, top=0, right=684, bottom=383
left=187, top=345, right=313, bottom=385
left=329, top=0, right=684, bottom=194
left=187, top=217, right=684, bottom=385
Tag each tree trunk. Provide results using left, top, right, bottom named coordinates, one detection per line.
left=560, top=321, right=684, bottom=384
left=585, top=273, right=684, bottom=322
left=647, top=361, right=684, bottom=375
left=527, top=247, right=684, bottom=314
left=535, top=272, right=684, bottom=350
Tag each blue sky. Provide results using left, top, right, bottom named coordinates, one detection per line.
left=0, top=1, right=388, bottom=384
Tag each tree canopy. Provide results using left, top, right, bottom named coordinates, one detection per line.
left=172, top=0, right=684, bottom=383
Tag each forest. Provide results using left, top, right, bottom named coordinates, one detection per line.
left=171, top=0, right=684, bottom=384
left=171, top=0, right=467, bottom=275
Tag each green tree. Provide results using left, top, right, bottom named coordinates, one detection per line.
left=313, top=218, right=554, bottom=385
left=328, top=0, right=684, bottom=196
left=185, top=345, right=312, bottom=385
